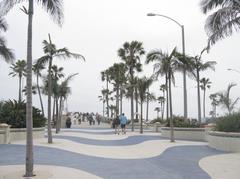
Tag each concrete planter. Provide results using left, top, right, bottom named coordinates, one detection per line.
left=161, top=127, right=207, bottom=141
left=208, top=131, right=240, bottom=152
left=0, top=127, right=45, bottom=144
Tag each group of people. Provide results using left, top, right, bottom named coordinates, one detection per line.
left=86, top=112, right=101, bottom=125
left=112, top=113, right=128, bottom=135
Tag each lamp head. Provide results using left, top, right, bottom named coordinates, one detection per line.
left=147, top=13, right=156, bottom=16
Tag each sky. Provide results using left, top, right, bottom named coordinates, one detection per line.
left=0, top=0, right=240, bottom=120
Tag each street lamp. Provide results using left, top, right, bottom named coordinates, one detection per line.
left=147, top=12, right=188, bottom=119
left=227, top=68, right=240, bottom=74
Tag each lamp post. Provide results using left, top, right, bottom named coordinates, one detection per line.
left=147, top=13, right=187, bottom=119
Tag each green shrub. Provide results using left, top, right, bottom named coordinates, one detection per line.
left=166, top=116, right=200, bottom=128
left=0, top=100, right=46, bottom=128
left=215, top=113, right=240, bottom=132
left=150, top=118, right=166, bottom=124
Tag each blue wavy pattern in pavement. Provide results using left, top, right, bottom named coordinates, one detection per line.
left=0, top=144, right=224, bottom=179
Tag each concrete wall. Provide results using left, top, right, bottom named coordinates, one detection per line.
left=0, top=127, right=45, bottom=144
left=161, top=127, right=206, bottom=141
left=208, top=131, right=240, bottom=152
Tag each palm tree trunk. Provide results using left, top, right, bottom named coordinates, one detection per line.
left=165, top=74, right=169, bottom=120
left=58, top=97, right=63, bottom=133
left=169, top=71, right=174, bottom=142
left=106, top=76, right=109, bottom=118
left=140, top=101, right=143, bottom=134
left=120, top=89, right=123, bottom=114
left=197, top=70, right=201, bottom=123
left=130, top=73, right=134, bottom=131
left=36, top=74, right=44, bottom=116
left=52, top=97, right=56, bottom=127
left=135, top=86, right=138, bottom=122
left=203, top=89, right=206, bottom=119
left=47, top=57, right=53, bottom=143
left=25, top=0, right=34, bottom=177
left=55, top=98, right=59, bottom=133
left=116, top=85, right=119, bottom=117
left=19, top=75, right=22, bottom=102
left=146, top=88, right=149, bottom=121
left=162, top=91, right=165, bottom=120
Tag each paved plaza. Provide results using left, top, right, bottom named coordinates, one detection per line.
left=0, top=122, right=240, bottom=179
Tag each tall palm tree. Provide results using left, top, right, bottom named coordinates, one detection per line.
left=200, top=77, right=211, bottom=119
left=209, top=93, right=220, bottom=118
left=137, top=76, right=154, bottom=133
left=145, top=90, right=155, bottom=121
left=33, top=60, right=45, bottom=116
left=101, top=69, right=111, bottom=118
left=188, top=48, right=216, bottom=123
left=160, top=84, right=167, bottom=119
left=0, top=0, right=64, bottom=176
left=9, top=60, right=27, bottom=102
left=217, top=83, right=239, bottom=115
left=157, top=96, right=165, bottom=119
left=146, top=50, right=170, bottom=120
left=118, top=41, right=145, bottom=131
left=154, top=107, right=161, bottom=118
left=107, top=63, right=127, bottom=117
left=200, top=0, right=240, bottom=46
left=98, top=94, right=106, bottom=117
left=37, top=34, right=85, bottom=143
left=0, top=18, right=14, bottom=63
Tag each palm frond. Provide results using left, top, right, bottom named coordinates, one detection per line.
left=0, top=0, right=24, bottom=16
left=37, top=0, right=64, bottom=26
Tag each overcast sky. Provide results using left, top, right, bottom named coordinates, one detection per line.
left=1, top=0, right=240, bottom=120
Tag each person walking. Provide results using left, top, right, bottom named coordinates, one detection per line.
left=113, top=115, right=120, bottom=134
left=120, top=113, right=127, bottom=134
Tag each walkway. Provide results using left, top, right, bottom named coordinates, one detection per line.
left=0, top=122, right=239, bottom=179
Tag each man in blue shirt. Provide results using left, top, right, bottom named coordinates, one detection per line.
left=119, top=113, right=127, bottom=134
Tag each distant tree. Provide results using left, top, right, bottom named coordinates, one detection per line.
left=154, top=107, right=161, bottom=118
left=9, top=60, right=26, bottom=102
left=200, top=77, right=211, bottom=119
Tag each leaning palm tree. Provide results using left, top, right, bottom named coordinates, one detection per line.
left=0, top=0, right=64, bottom=176
left=200, top=77, right=211, bottom=119
left=137, top=76, right=154, bottom=133
left=33, top=60, right=45, bottom=116
left=118, top=41, right=145, bottom=131
left=9, top=59, right=27, bottom=102
left=37, top=34, right=85, bottom=143
left=188, top=48, right=216, bottom=123
left=0, top=18, right=15, bottom=63
left=56, top=73, right=78, bottom=133
left=217, top=83, right=239, bottom=115
left=200, top=0, right=240, bottom=46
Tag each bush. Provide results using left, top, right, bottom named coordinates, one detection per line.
left=215, top=113, right=240, bottom=132
left=150, top=118, right=166, bottom=124
left=166, top=116, right=200, bottom=128
left=0, top=100, right=46, bottom=128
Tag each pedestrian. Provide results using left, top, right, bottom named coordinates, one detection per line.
left=119, top=113, right=127, bottom=134
left=113, top=115, right=120, bottom=134
left=96, top=113, right=101, bottom=125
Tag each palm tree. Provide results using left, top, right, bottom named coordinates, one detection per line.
left=9, top=60, right=27, bottom=102
left=0, top=0, right=64, bottom=176
left=209, top=93, right=219, bottom=118
left=37, top=34, right=85, bottom=143
left=157, top=96, right=165, bottom=120
left=159, top=84, right=167, bottom=119
left=146, top=51, right=170, bottom=120
left=188, top=48, right=216, bottom=123
left=0, top=18, right=14, bottom=63
left=145, top=90, right=155, bottom=121
left=154, top=107, right=161, bottom=118
left=200, top=77, right=211, bottom=119
left=33, top=60, right=45, bottom=116
left=107, top=63, right=127, bottom=117
left=118, top=41, right=145, bottom=131
left=217, top=83, right=239, bottom=115
left=56, top=73, right=78, bottom=133
left=137, top=76, right=153, bottom=133
left=200, top=0, right=240, bottom=46
left=101, top=69, right=111, bottom=118
left=98, top=94, right=106, bottom=117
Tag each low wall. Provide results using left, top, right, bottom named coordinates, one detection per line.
left=0, top=127, right=45, bottom=144
left=161, top=127, right=206, bottom=141
left=208, top=131, right=240, bottom=152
